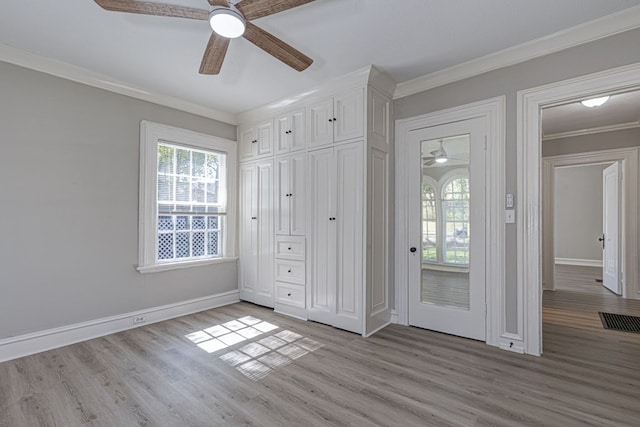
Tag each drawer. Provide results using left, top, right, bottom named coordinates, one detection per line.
left=275, top=236, right=305, bottom=261
left=275, top=259, right=306, bottom=285
left=275, top=282, right=305, bottom=308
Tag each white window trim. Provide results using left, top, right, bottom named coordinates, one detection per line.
left=138, top=121, right=237, bottom=273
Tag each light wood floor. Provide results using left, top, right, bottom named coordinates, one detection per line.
left=2, top=298, right=640, bottom=426
left=554, top=264, right=610, bottom=296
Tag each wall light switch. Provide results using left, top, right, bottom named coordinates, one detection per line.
left=505, top=210, right=516, bottom=224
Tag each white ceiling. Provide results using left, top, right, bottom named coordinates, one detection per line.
left=542, top=90, right=640, bottom=136
left=2, top=0, right=640, bottom=116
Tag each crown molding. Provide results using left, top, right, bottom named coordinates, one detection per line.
left=0, top=43, right=237, bottom=125
left=543, top=121, right=640, bottom=141
left=394, top=6, right=640, bottom=100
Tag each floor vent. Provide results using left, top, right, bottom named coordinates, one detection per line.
left=599, top=312, right=640, bottom=333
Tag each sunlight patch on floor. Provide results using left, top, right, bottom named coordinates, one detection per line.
left=185, top=316, right=323, bottom=381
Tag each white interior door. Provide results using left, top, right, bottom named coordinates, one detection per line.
left=407, top=117, right=486, bottom=341
left=602, top=162, right=621, bottom=295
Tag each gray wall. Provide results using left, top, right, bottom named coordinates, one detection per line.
left=394, top=27, right=640, bottom=334
left=0, top=61, right=237, bottom=339
left=554, top=164, right=608, bottom=261
left=543, top=127, right=640, bottom=157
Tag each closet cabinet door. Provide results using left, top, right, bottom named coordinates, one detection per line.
left=307, top=148, right=336, bottom=326
left=334, top=89, right=364, bottom=143
left=238, top=126, right=256, bottom=162
left=255, top=160, right=274, bottom=307
left=289, top=153, right=307, bottom=236
left=256, top=121, right=273, bottom=158
left=239, top=163, right=258, bottom=300
left=333, top=142, right=364, bottom=333
left=307, top=98, right=333, bottom=148
left=289, top=108, right=306, bottom=152
left=275, top=157, right=290, bottom=235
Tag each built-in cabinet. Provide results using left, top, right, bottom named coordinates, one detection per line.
left=237, top=66, right=394, bottom=336
left=307, top=89, right=364, bottom=148
left=275, top=153, right=306, bottom=236
left=308, top=142, right=364, bottom=332
left=239, top=120, right=273, bottom=161
left=238, top=159, right=274, bottom=307
left=275, top=107, right=306, bottom=154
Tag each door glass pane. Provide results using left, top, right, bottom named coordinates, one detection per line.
left=420, top=135, right=470, bottom=310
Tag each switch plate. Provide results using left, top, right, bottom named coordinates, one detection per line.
left=505, top=210, right=515, bottom=223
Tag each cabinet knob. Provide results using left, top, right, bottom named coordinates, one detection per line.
left=251, top=216, right=257, bottom=220
left=287, top=293, right=292, bottom=297
left=328, top=118, right=333, bottom=122
left=333, top=117, right=337, bottom=121
left=287, top=269, right=292, bottom=273
left=287, top=247, right=292, bottom=250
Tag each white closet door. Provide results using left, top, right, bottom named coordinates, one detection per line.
left=256, top=121, right=273, bottom=157
left=334, top=89, right=364, bottom=143
left=289, top=108, right=306, bottom=152
left=290, top=152, right=307, bottom=236
left=239, top=163, right=258, bottom=300
left=275, top=157, right=290, bottom=235
left=238, top=127, right=256, bottom=162
left=274, top=114, right=290, bottom=155
left=307, top=98, right=333, bottom=148
left=255, top=160, right=274, bottom=307
left=333, top=141, right=364, bottom=333
left=307, top=148, right=335, bottom=325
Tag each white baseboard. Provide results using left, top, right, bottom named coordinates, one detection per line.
left=390, top=310, right=399, bottom=324
left=555, top=257, right=603, bottom=267
left=0, top=290, right=240, bottom=363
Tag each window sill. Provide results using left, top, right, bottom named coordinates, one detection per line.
left=137, top=257, right=238, bottom=274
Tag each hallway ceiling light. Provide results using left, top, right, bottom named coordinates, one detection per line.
left=581, top=96, right=610, bottom=108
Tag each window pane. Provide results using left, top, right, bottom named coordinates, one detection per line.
left=442, top=177, right=469, bottom=266
left=176, top=232, right=190, bottom=258
left=421, top=184, right=437, bottom=262
left=193, top=231, right=205, bottom=256
left=158, top=233, right=174, bottom=260
left=177, top=149, right=190, bottom=175
left=158, top=145, right=174, bottom=174
left=192, top=152, right=206, bottom=177
left=158, top=176, right=173, bottom=202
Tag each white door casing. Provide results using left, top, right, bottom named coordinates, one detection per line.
left=407, top=118, right=487, bottom=341
left=602, top=162, right=621, bottom=295
left=517, top=62, right=640, bottom=356
left=395, top=96, right=505, bottom=351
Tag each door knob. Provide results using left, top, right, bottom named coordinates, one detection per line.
left=409, top=247, right=417, bottom=253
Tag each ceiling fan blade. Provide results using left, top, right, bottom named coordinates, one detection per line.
left=235, top=0, right=315, bottom=21
left=94, top=0, right=208, bottom=20
left=207, top=0, right=230, bottom=6
left=199, top=32, right=230, bottom=75
left=242, top=22, right=312, bottom=72
left=423, top=158, right=436, bottom=166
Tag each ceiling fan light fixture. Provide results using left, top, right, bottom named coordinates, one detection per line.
left=209, top=6, right=246, bottom=39
left=435, top=153, right=448, bottom=163
left=581, top=96, right=610, bottom=108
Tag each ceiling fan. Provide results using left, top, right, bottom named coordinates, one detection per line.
left=422, top=140, right=449, bottom=166
left=94, top=0, right=315, bottom=75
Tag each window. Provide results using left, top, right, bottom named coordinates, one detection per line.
left=138, top=122, right=236, bottom=273
left=421, top=169, right=469, bottom=266
left=421, top=181, right=437, bottom=262
left=441, top=176, right=469, bottom=265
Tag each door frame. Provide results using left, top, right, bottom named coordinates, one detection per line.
left=395, top=96, right=506, bottom=349
left=517, top=62, right=640, bottom=356
left=542, top=149, right=638, bottom=295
